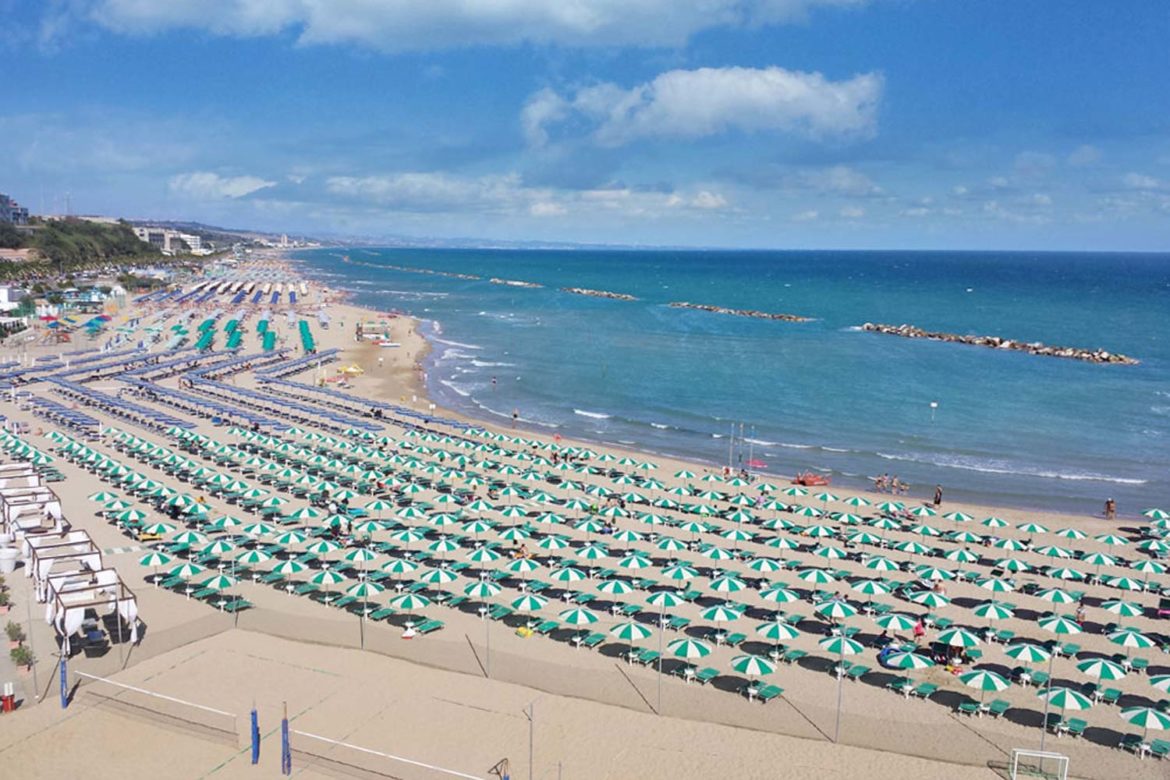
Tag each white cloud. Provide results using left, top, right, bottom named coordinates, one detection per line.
left=1067, top=144, right=1100, bottom=166
left=839, top=206, right=865, bottom=218
left=529, top=201, right=567, bottom=217
left=690, top=190, right=729, bottom=210
left=792, top=209, right=819, bottom=221
left=790, top=165, right=881, bottom=196
left=322, top=171, right=727, bottom=218
left=524, top=66, right=883, bottom=147
left=169, top=171, right=276, bottom=199
left=77, top=1, right=869, bottom=51
left=1122, top=172, right=1164, bottom=191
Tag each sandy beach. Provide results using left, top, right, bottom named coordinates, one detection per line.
left=0, top=253, right=1166, bottom=780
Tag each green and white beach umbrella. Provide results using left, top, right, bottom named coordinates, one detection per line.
left=143, top=522, right=176, bottom=535
left=960, top=670, right=1010, bottom=703
left=1141, top=507, right=1169, bottom=520
left=909, top=591, right=950, bottom=609
left=420, top=567, right=457, bottom=585
left=381, top=558, right=419, bottom=575
left=748, top=557, right=785, bottom=574
left=1035, top=587, right=1076, bottom=604
left=700, top=605, right=743, bottom=624
left=344, top=547, right=378, bottom=564
left=647, top=591, right=684, bottom=609
left=979, top=577, right=1015, bottom=593
left=346, top=580, right=385, bottom=600
left=1005, top=643, right=1051, bottom=664
left=559, top=607, right=600, bottom=626
left=1120, top=707, right=1170, bottom=741
left=597, top=579, right=634, bottom=596
left=1038, top=687, right=1092, bottom=715
left=236, top=549, right=272, bottom=565
left=1109, top=628, right=1154, bottom=652
left=306, top=539, right=341, bottom=555
left=815, top=600, right=858, bottom=621
left=863, top=556, right=899, bottom=572
left=88, top=491, right=119, bottom=502
left=887, top=651, right=935, bottom=672
left=875, top=613, right=918, bottom=632
left=974, top=601, right=1015, bottom=622
left=272, top=560, right=307, bottom=576
left=201, top=539, right=236, bottom=556
left=667, top=638, right=712, bottom=659
left=617, top=553, right=652, bottom=570
left=760, top=585, right=800, bottom=604
left=311, top=568, right=346, bottom=587
left=551, top=566, right=586, bottom=583
left=138, top=551, right=173, bottom=568
left=463, top=580, right=502, bottom=599
left=1039, top=615, right=1083, bottom=635
left=937, top=627, right=981, bottom=648
left=169, top=562, right=206, bottom=580
left=103, top=499, right=133, bottom=511
left=611, top=621, right=653, bottom=642
left=851, top=579, right=891, bottom=596
left=389, top=593, right=430, bottom=612
left=1077, top=658, right=1127, bottom=682
left=797, top=568, right=837, bottom=585
left=709, top=575, right=747, bottom=594
left=818, top=636, right=864, bottom=657
left=661, top=563, right=698, bottom=581
left=1101, top=600, right=1144, bottom=618
left=511, top=594, right=548, bottom=612
left=731, top=654, right=776, bottom=678
left=199, top=573, right=237, bottom=591
left=756, top=620, right=801, bottom=642
left=1149, top=675, right=1170, bottom=694
left=113, top=509, right=148, bottom=522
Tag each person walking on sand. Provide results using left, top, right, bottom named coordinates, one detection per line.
left=1104, top=498, right=1116, bottom=520
left=512, top=408, right=518, bottom=427
left=933, top=484, right=943, bottom=508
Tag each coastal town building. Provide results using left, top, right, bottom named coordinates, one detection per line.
left=132, top=227, right=207, bottom=255
left=0, top=285, right=28, bottom=313
left=0, top=193, right=30, bottom=225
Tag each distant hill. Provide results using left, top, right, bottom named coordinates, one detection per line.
left=0, top=217, right=161, bottom=277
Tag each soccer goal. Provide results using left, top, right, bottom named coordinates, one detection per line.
left=1010, top=749, right=1069, bottom=780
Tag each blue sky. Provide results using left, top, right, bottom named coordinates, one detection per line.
left=2, top=1, right=1169, bottom=250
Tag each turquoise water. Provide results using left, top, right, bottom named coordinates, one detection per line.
left=295, top=248, right=1170, bottom=515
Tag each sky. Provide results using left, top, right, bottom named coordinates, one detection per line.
left=2, top=1, right=1169, bottom=250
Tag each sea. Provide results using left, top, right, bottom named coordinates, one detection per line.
left=293, top=247, right=1170, bottom=516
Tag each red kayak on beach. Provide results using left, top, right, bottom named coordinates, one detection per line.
left=793, top=472, right=831, bottom=486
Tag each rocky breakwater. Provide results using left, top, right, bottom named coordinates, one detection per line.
left=561, top=287, right=638, bottom=301
left=860, top=323, right=1139, bottom=365
left=669, top=302, right=811, bottom=322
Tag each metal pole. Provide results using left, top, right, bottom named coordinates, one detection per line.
left=657, top=602, right=664, bottom=713
left=834, top=648, right=844, bottom=742
left=25, top=594, right=39, bottom=695
left=1039, top=652, right=1054, bottom=753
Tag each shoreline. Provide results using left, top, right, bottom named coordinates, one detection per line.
left=286, top=252, right=1144, bottom=523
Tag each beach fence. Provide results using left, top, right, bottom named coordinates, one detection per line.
left=1009, top=749, right=1069, bottom=780
left=72, top=671, right=241, bottom=747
